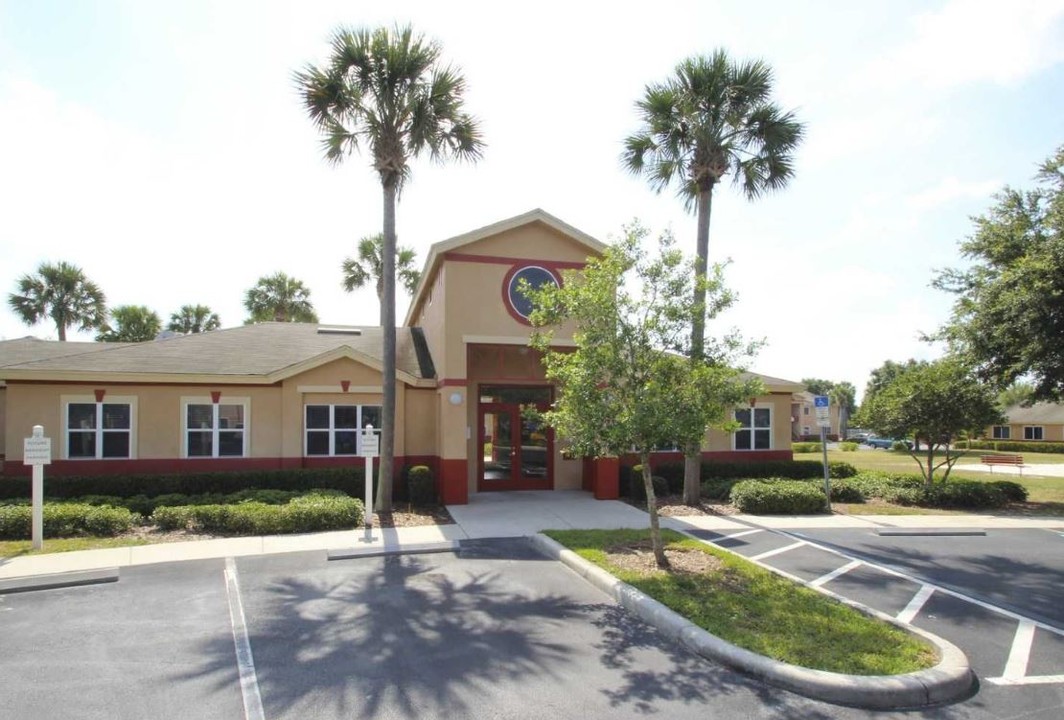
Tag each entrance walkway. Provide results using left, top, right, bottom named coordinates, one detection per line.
left=446, top=490, right=648, bottom=537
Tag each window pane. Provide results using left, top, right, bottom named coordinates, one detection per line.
left=102, top=432, right=130, bottom=458
left=187, top=404, right=213, bottom=430
left=735, top=430, right=752, bottom=450
left=68, top=431, right=96, bottom=458
left=188, top=431, right=213, bottom=457
left=335, top=431, right=358, bottom=455
left=334, top=406, right=358, bottom=429
left=68, top=403, right=96, bottom=430
left=362, top=406, right=382, bottom=430
left=218, top=431, right=243, bottom=457
left=306, top=431, right=329, bottom=455
left=754, top=429, right=771, bottom=450
left=103, top=404, right=130, bottom=429
left=218, top=405, right=244, bottom=429
left=306, top=406, right=329, bottom=429
left=754, top=408, right=771, bottom=428
left=735, top=409, right=751, bottom=428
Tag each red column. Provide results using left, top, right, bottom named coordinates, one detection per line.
left=592, top=456, right=619, bottom=500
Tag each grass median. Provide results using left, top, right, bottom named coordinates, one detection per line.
left=546, top=528, right=937, bottom=676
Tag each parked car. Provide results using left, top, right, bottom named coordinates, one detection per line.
left=866, top=436, right=913, bottom=450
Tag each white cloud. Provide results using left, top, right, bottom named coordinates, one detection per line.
left=867, top=0, right=1064, bottom=90
left=906, top=176, right=1001, bottom=211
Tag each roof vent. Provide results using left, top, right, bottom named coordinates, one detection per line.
left=317, top=327, right=363, bottom=336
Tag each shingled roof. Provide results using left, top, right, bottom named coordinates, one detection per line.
left=0, top=324, right=436, bottom=385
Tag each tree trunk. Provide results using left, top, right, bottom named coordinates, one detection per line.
left=683, top=185, right=714, bottom=506
left=642, top=452, right=669, bottom=569
left=378, top=181, right=398, bottom=513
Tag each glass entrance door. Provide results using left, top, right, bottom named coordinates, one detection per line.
left=478, top=386, right=552, bottom=491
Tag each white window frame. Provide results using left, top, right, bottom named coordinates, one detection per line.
left=992, top=425, right=1011, bottom=440
left=61, top=395, right=137, bottom=460
left=1024, top=426, right=1044, bottom=441
left=734, top=405, right=773, bottom=451
left=304, top=404, right=382, bottom=457
left=181, top=397, right=251, bottom=458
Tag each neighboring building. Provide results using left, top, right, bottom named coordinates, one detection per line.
left=1, top=209, right=802, bottom=503
left=790, top=391, right=841, bottom=439
left=986, top=403, right=1064, bottom=443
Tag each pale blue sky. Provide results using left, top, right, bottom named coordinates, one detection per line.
left=2, top=0, right=1062, bottom=399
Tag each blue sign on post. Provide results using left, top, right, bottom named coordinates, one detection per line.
left=814, top=395, right=831, bottom=428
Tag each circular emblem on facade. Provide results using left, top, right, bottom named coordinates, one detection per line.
left=504, top=265, right=559, bottom=323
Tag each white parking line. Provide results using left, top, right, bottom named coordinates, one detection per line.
left=722, top=529, right=763, bottom=540
left=1001, top=621, right=1036, bottom=681
left=896, top=584, right=935, bottom=625
left=809, top=559, right=862, bottom=588
left=225, top=557, right=265, bottom=720
left=986, top=674, right=1064, bottom=686
left=750, top=541, right=805, bottom=562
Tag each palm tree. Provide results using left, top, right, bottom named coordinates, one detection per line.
left=830, top=381, right=857, bottom=439
left=296, top=24, right=483, bottom=511
left=96, top=305, right=162, bottom=342
left=342, top=234, right=422, bottom=325
left=168, top=304, right=221, bottom=334
left=622, top=50, right=804, bottom=505
left=8, top=261, right=107, bottom=341
left=243, top=272, right=319, bottom=323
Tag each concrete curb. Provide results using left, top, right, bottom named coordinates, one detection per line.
left=529, top=533, right=974, bottom=710
left=0, top=567, right=119, bottom=595
left=326, top=540, right=460, bottom=561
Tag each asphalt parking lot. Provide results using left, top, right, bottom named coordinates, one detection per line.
left=1, top=535, right=1062, bottom=719
left=687, top=525, right=1064, bottom=719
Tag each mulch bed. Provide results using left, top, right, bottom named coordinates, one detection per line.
left=604, top=539, right=722, bottom=576
left=370, top=504, right=455, bottom=528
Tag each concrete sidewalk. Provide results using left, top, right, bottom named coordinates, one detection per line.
left=2, top=490, right=1062, bottom=581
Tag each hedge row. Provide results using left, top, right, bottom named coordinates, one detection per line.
left=620, top=460, right=858, bottom=500
left=152, top=494, right=364, bottom=534
left=0, top=465, right=439, bottom=504
left=0, top=488, right=352, bottom=517
left=792, top=442, right=822, bottom=453
left=0, top=503, right=138, bottom=539
left=959, top=440, right=1064, bottom=454
left=730, top=480, right=829, bottom=514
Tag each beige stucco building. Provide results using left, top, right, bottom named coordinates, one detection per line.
left=1, top=210, right=800, bottom=502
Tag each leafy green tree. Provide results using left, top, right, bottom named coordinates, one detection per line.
left=342, top=234, right=421, bottom=325
left=8, top=261, right=107, bottom=341
left=527, top=224, right=760, bottom=568
left=168, top=304, right=221, bottom=334
left=802, top=378, right=835, bottom=396
left=830, top=381, right=857, bottom=438
left=244, top=273, right=319, bottom=323
left=96, top=305, right=162, bottom=342
left=297, top=24, right=483, bottom=511
left=933, top=145, right=1064, bottom=402
left=622, top=50, right=804, bottom=504
left=997, top=381, right=1035, bottom=411
left=858, top=359, right=922, bottom=417
left=859, top=359, right=1001, bottom=486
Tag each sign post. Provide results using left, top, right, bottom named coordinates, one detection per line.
left=23, top=425, right=52, bottom=551
left=360, top=425, right=379, bottom=543
left=814, top=396, right=832, bottom=512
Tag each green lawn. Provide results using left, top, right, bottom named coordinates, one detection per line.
left=547, top=528, right=937, bottom=676
left=803, top=448, right=1064, bottom=512
left=0, top=536, right=152, bottom=558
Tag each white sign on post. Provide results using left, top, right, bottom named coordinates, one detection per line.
left=23, top=425, right=51, bottom=551
left=360, top=425, right=378, bottom=541
left=814, top=395, right=832, bottom=429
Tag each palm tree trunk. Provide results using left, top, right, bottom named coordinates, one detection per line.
left=683, top=184, right=714, bottom=506
left=378, top=181, right=398, bottom=513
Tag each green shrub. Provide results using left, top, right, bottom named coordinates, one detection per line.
left=826, top=480, right=865, bottom=503
left=627, top=466, right=669, bottom=504
left=987, top=480, right=1028, bottom=503
left=701, top=478, right=738, bottom=501
left=829, top=462, right=858, bottom=479
left=151, top=493, right=363, bottom=534
left=406, top=466, right=437, bottom=505
left=0, top=467, right=367, bottom=501
left=839, top=442, right=859, bottom=452
left=924, top=481, right=1008, bottom=509
left=959, top=440, right=1064, bottom=454
left=0, top=503, right=136, bottom=539
left=729, top=480, right=829, bottom=514
left=792, top=442, right=822, bottom=454
left=702, top=460, right=827, bottom=481
left=891, top=441, right=910, bottom=452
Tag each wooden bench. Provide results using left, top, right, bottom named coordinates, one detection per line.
left=981, top=454, right=1025, bottom=475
